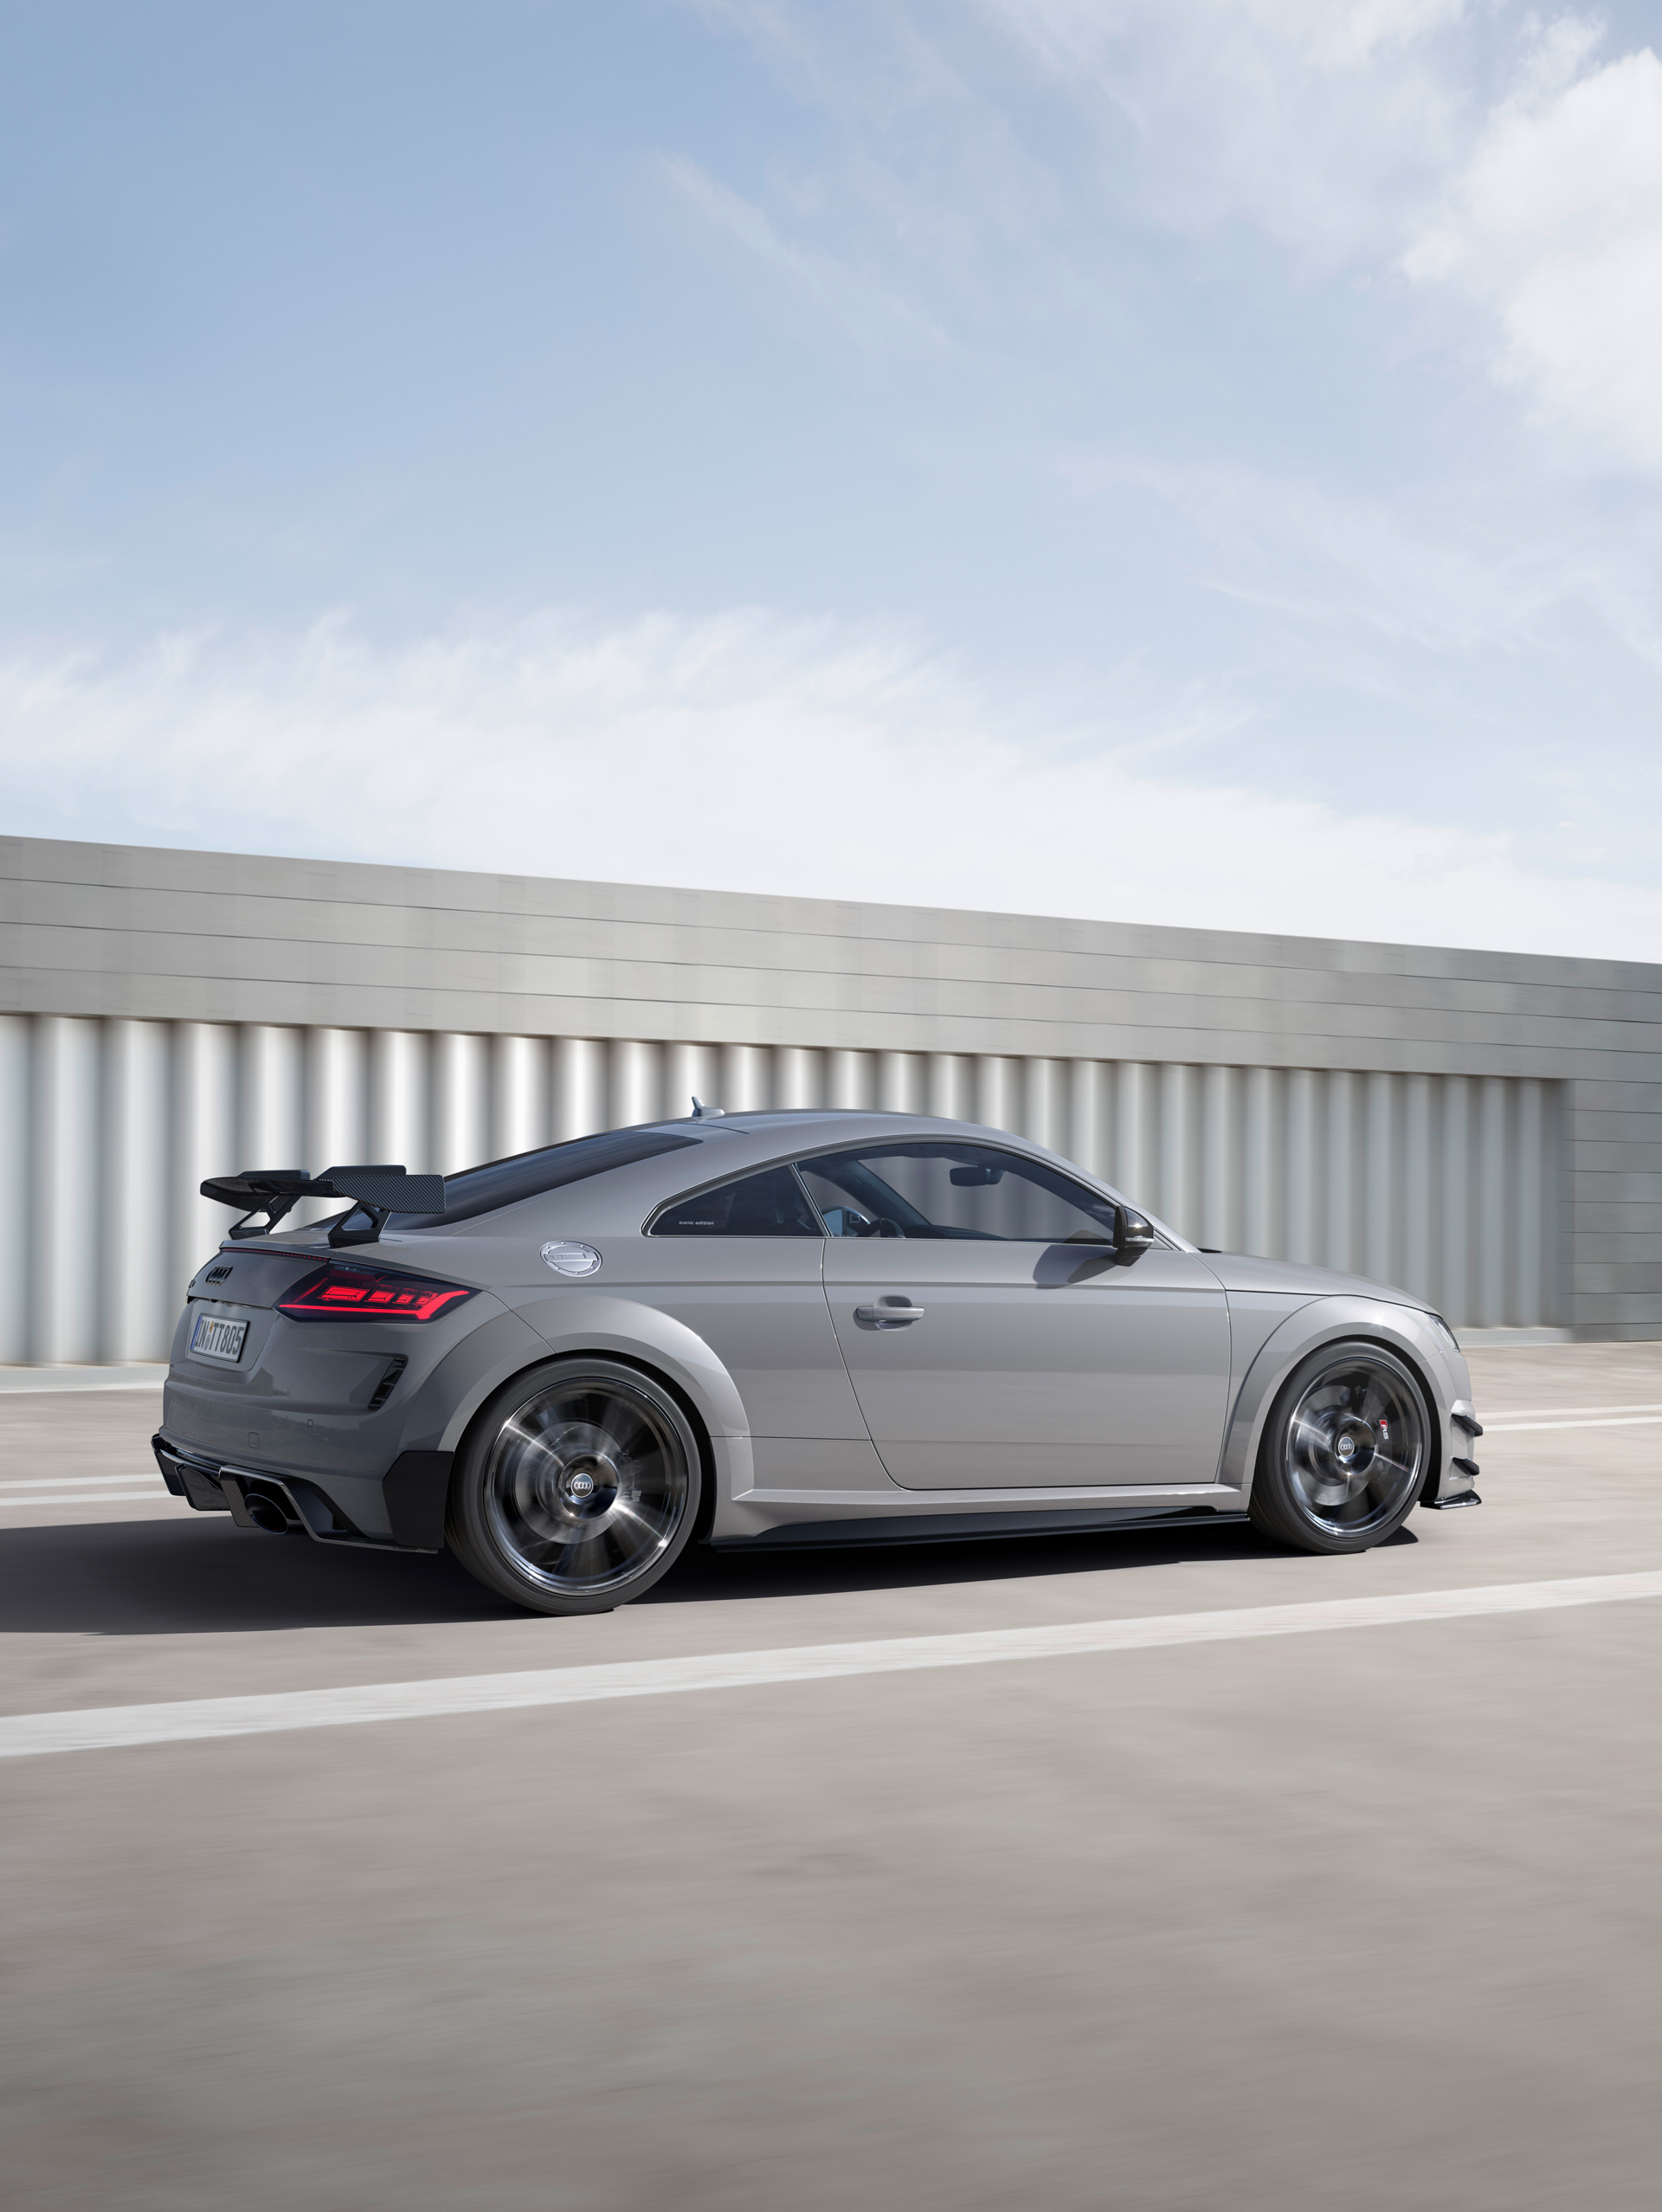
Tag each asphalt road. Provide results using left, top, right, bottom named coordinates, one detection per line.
left=4, top=1344, right=1662, bottom=2211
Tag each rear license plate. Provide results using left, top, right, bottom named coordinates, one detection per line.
left=190, top=1312, right=248, bottom=1365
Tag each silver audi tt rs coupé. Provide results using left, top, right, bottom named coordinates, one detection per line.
left=154, top=1109, right=1484, bottom=1615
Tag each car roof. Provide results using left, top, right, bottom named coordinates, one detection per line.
left=699, top=1109, right=939, bottom=1135
left=684, top=1109, right=1040, bottom=1155
left=627, top=1110, right=1113, bottom=1199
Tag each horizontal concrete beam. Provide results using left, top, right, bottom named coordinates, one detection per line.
left=6, top=836, right=1662, bottom=1076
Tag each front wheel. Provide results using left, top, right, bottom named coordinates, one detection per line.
left=447, top=1359, right=702, bottom=1615
left=1249, top=1340, right=1431, bottom=1556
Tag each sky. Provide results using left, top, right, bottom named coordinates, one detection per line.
left=2, top=0, right=1662, bottom=957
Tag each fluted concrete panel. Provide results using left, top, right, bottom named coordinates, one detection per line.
left=1201, top=1065, right=1237, bottom=1253
left=432, top=1033, right=486, bottom=1176
left=1032, top=1061, right=1056, bottom=1154
left=1325, top=1070, right=1355, bottom=1276
left=306, top=1029, right=367, bottom=1180
left=610, top=1037, right=660, bottom=1134
left=827, top=1051, right=872, bottom=1111
left=1516, top=1080, right=1547, bottom=1326
left=1285, top=1069, right=1317, bottom=1266
left=1157, top=1063, right=1194, bottom=1234
left=1403, top=1074, right=1433, bottom=1302
left=1441, top=1077, right=1471, bottom=1329
left=242, top=1025, right=304, bottom=1172
left=775, top=1047, right=821, bottom=1113
left=719, top=1044, right=769, bottom=1115
left=976, top=1057, right=1017, bottom=1140
left=1243, top=1067, right=1280, bottom=1261
left=172, top=1022, right=236, bottom=1327
left=1068, top=1059, right=1107, bottom=1183
left=1363, top=1073, right=1393, bottom=1288
left=875, top=1052, right=915, bottom=1116
left=665, top=1040, right=721, bottom=1121
left=927, top=1053, right=970, bottom=1124
left=370, top=1031, right=428, bottom=1172
left=0, top=1015, right=28, bottom=1364
left=554, top=1038, right=605, bottom=1142
left=103, top=1019, right=171, bottom=1364
left=1476, top=1077, right=1508, bottom=1328
left=1114, top=1062, right=1153, bottom=1209
left=34, top=1016, right=101, bottom=1363
left=493, top=1035, right=548, bottom=1158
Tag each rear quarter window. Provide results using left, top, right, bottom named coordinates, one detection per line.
left=651, top=1166, right=823, bottom=1237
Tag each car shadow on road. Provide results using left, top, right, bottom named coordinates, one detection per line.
left=654, top=1520, right=1417, bottom=1606
left=0, top=1512, right=1414, bottom=1636
left=0, top=1519, right=526, bottom=1635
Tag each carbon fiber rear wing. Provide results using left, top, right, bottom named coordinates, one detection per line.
left=201, top=1166, right=448, bottom=1247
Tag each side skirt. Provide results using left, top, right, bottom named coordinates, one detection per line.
left=708, top=1504, right=1249, bottom=1552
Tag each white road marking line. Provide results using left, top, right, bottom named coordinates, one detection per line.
left=5, top=1570, right=1662, bottom=1761
left=0, top=1489, right=176, bottom=1506
left=1483, top=1416, right=1662, bottom=1435
left=1481, top=1403, right=1662, bottom=1422
left=0, top=1474, right=165, bottom=1490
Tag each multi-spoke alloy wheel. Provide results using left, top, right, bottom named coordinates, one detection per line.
left=1249, top=1340, right=1430, bottom=1555
left=447, top=1360, right=701, bottom=1614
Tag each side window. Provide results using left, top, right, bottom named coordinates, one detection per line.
left=796, top=1143, right=1122, bottom=1242
left=651, top=1164, right=823, bottom=1238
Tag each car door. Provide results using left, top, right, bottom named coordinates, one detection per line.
left=623, top=1161, right=869, bottom=1447
left=801, top=1141, right=1230, bottom=1488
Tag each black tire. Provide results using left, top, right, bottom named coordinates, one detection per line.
left=1248, top=1338, right=1431, bottom=1556
left=446, top=1358, right=702, bottom=1615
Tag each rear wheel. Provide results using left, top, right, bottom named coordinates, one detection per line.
left=1249, top=1340, right=1430, bottom=1556
left=447, top=1359, right=702, bottom=1615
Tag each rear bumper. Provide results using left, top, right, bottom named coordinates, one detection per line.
left=151, top=1435, right=453, bottom=1552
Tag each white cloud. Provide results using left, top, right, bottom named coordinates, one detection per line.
left=679, top=3, right=1662, bottom=481
left=4, top=605, right=1661, bottom=961
left=977, top=0, right=1478, bottom=261
left=1406, top=35, right=1662, bottom=467
left=660, top=153, right=951, bottom=354
left=1344, top=0, right=1469, bottom=60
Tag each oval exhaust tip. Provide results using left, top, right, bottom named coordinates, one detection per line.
left=245, top=1493, right=291, bottom=1533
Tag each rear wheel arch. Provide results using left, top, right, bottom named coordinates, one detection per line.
left=566, top=1347, right=721, bottom=1544
left=448, top=1345, right=720, bottom=1525
left=444, top=1350, right=718, bottom=1612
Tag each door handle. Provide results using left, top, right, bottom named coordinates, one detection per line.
left=854, top=1301, right=925, bottom=1327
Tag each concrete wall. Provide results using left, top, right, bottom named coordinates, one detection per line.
left=3, top=835, right=1659, bottom=1360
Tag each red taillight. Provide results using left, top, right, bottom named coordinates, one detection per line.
left=276, top=1262, right=477, bottom=1324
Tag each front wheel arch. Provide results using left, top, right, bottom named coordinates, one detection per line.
left=1234, top=1324, right=1445, bottom=1512
left=1248, top=1335, right=1439, bottom=1555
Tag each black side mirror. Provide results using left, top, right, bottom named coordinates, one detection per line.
left=1114, top=1205, right=1156, bottom=1264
